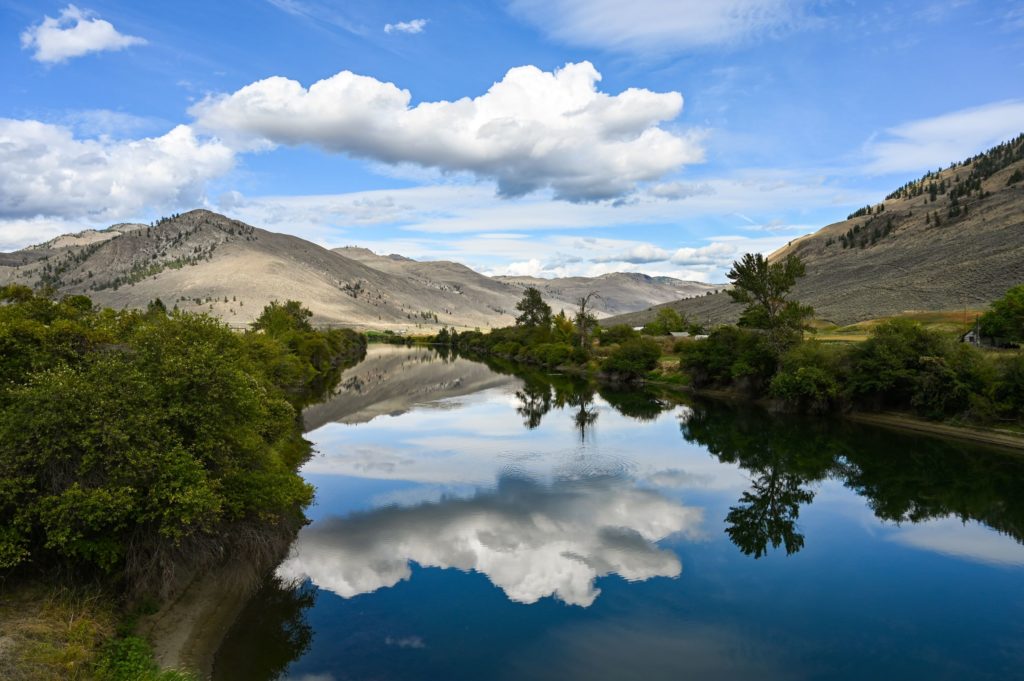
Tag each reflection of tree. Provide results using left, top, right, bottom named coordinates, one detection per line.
left=836, top=428, right=1024, bottom=545
left=681, top=402, right=838, bottom=559
left=726, top=470, right=815, bottom=558
left=212, top=576, right=316, bottom=681
left=598, top=386, right=669, bottom=421
left=682, top=399, right=1024, bottom=556
left=515, top=380, right=553, bottom=429
left=569, top=390, right=598, bottom=441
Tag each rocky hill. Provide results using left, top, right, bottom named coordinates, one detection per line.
left=605, top=133, right=1024, bottom=328
left=0, top=210, right=711, bottom=331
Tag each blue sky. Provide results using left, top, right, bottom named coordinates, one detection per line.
left=2, top=0, right=1023, bottom=281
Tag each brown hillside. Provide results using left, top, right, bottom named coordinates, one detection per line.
left=0, top=210, right=712, bottom=330
left=605, top=133, right=1024, bottom=328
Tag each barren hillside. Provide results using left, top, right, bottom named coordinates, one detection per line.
left=1, top=210, right=713, bottom=330
left=605, top=133, right=1024, bottom=328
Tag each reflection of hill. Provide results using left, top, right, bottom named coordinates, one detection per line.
left=302, top=345, right=516, bottom=431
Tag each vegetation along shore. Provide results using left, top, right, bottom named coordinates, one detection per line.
left=429, top=256, right=1024, bottom=449
left=0, top=286, right=365, bottom=680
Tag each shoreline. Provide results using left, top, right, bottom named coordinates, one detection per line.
left=641, top=378, right=1024, bottom=452
left=138, top=562, right=259, bottom=680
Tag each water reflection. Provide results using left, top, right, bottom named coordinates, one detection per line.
left=681, top=400, right=1024, bottom=558
left=216, top=348, right=1024, bottom=681
left=213, top=576, right=316, bottom=680
left=303, top=345, right=516, bottom=430
left=278, top=474, right=702, bottom=607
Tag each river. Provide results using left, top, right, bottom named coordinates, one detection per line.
left=213, top=345, right=1024, bottom=680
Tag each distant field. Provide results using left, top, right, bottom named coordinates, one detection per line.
left=811, top=309, right=984, bottom=342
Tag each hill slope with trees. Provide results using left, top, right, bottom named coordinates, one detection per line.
left=605, top=133, right=1024, bottom=328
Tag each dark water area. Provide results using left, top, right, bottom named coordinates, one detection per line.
left=214, top=345, right=1024, bottom=680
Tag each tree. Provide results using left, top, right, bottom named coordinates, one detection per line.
left=726, top=253, right=813, bottom=349
left=252, top=300, right=314, bottom=335
left=514, top=287, right=551, bottom=329
left=643, top=307, right=685, bottom=335
left=574, top=291, right=599, bottom=355
left=979, top=284, right=1024, bottom=342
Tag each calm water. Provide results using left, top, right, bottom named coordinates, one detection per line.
left=214, top=345, right=1024, bottom=680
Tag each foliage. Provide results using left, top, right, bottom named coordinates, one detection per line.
left=769, top=342, right=846, bottom=413
left=0, top=289, right=363, bottom=596
left=642, top=308, right=686, bottom=336
left=678, top=326, right=777, bottom=393
left=842, top=319, right=996, bottom=419
left=978, top=283, right=1024, bottom=342
left=726, top=253, right=813, bottom=349
left=601, top=338, right=662, bottom=380
left=601, top=324, right=640, bottom=345
left=514, top=287, right=551, bottom=329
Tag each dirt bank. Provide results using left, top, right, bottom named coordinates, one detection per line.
left=138, top=563, right=259, bottom=680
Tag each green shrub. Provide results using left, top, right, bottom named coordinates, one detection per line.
left=769, top=341, right=846, bottom=412
left=602, top=338, right=662, bottom=380
left=0, top=292, right=360, bottom=594
left=679, top=326, right=777, bottom=392
left=601, top=324, right=639, bottom=345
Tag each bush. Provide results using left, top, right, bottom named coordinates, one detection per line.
left=678, top=326, right=777, bottom=392
left=845, top=319, right=947, bottom=408
left=601, top=324, right=639, bottom=345
left=602, top=338, right=662, bottom=380
left=770, top=342, right=846, bottom=412
left=993, top=354, right=1024, bottom=422
left=0, top=292, right=361, bottom=595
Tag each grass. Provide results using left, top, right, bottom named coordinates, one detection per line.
left=812, top=308, right=986, bottom=342
left=0, top=583, right=195, bottom=681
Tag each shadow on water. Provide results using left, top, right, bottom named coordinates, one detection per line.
left=212, top=577, right=316, bottom=681
left=214, top=347, right=1024, bottom=680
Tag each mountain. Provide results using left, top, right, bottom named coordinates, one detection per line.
left=0, top=210, right=711, bottom=330
left=494, top=273, right=722, bottom=316
left=604, top=133, right=1024, bottom=328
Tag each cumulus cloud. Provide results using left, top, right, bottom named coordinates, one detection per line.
left=508, top=0, right=810, bottom=53
left=384, top=18, right=427, bottom=34
left=190, top=61, right=702, bottom=201
left=21, top=4, right=146, bottom=64
left=864, top=100, right=1024, bottom=174
left=0, top=119, right=234, bottom=221
left=277, top=475, right=701, bottom=607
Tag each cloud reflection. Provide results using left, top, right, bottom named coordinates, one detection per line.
left=278, top=475, right=702, bottom=607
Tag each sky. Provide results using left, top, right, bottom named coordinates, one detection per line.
left=2, top=0, right=1023, bottom=282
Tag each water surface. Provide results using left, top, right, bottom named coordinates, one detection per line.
left=215, top=345, right=1024, bottom=680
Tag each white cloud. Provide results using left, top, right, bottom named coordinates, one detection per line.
left=887, top=517, right=1024, bottom=567
left=648, top=181, right=715, bottom=200
left=191, top=61, right=702, bottom=201
left=277, top=475, right=701, bottom=606
left=508, top=0, right=810, bottom=53
left=384, top=19, right=428, bottom=34
left=864, top=100, right=1024, bottom=174
left=21, top=4, right=146, bottom=64
left=0, top=216, right=91, bottom=252
left=0, top=119, right=234, bottom=222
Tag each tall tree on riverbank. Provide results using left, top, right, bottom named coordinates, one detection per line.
left=514, top=287, right=552, bottom=329
left=726, top=253, right=813, bottom=349
left=574, top=291, right=599, bottom=356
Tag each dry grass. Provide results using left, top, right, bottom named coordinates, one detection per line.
left=0, top=583, right=116, bottom=681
